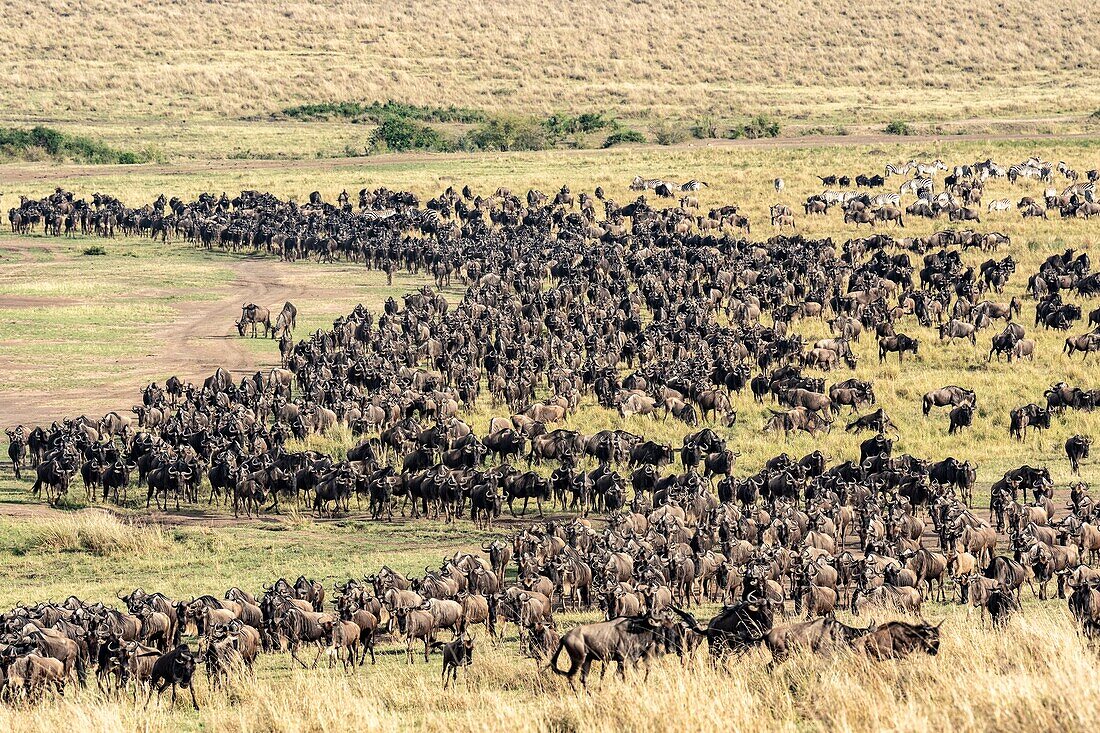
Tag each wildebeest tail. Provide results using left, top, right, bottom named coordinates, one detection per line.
left=668, top=606, right=703, bottom=632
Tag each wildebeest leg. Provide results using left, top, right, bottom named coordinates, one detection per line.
left=579, top=658, right=593, bottom=691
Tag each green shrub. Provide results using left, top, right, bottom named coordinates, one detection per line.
left=603, top=128, right=646, bottom=147
left=727, top=115, right=781, bottom=139
left=282, top=100, right=486, bottom=124
left=0, top=126, right=149, bottom=164
left=652, top=121, right=688, bottom=146
left=884, top=120, right=913, bottom=135
left=543, top=112, right=615, bottom=139
left=462, top=117, right=549, bottom=151
left=82, top=246, right=107, bottom=256
left=370, top=116, right=449, bottom=152
left=691, top=115, right=719, bottom=139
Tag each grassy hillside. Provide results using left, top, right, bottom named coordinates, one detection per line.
left=0, top=0, right=1096, bottom=131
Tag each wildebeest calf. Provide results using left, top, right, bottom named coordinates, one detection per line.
left=430, top=634, right=475, bottom=689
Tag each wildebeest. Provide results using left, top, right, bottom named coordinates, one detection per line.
left=431, top=634, right=475, bottom=689
left=548, top=614, right=668, bottom=688
left=145, top=644, right=199, bottom=710
left=878, top=334, right=918, bottom=363
left=923, top=386, right=975, bottom=415
left=1066, top=435, right=1092, bottom=474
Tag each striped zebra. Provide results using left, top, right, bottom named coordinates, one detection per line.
left=680, top=179, right=709, bottom=191
left=885, top=162, right=914, bottom=177
left=774, top=178, right=784, bottom=194
left=1058, top=162, right=1079, bottom=181
left=821, top=190, right=859, bottom=205
left=922, top=191, right=956, bottom=207
left=871, top=193, right=900, bottom=207
left=899, top=177, right=934, bottom=195
left=1063, top=182, right=1097, bottom=202
left=915, top=160, right=947, bottom=176
left=630, top=176, right=676, bottom=191
left=986, top=199, right=1012, bottom=212
left=1008, top=164, right=1044, bottom=183
left=974, top=161, right=1007, bottom=180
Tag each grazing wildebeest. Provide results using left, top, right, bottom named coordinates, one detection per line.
left=922, top=386, right=975, bottom=414
left=878, top=334, right=918, bottom=363
left=236, top=303, right=273, bottom=338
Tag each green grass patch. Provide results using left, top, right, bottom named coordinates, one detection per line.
left=281, top=99, right=488, bottom=124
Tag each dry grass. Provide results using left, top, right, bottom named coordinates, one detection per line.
left=22, top=510, right=171, bottom=556
left=0, top=0, right=1097, bottom=133
left=0, top=605, right=1095, bottom=732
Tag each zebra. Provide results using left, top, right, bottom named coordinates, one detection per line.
left=821, top=190, right=859, bottom=205
left=1007, top=164, right=1042, bottom=184
left=774, top=178, right=784, bottom=194
left=1058, top=162, right=1079, bottom=181
left=885, top=162, right=914, bottom=177
left=986, top=199, right=1012, bottom=212
left=974, top=161, right=1007, bottom=181
left=915, top=160, right=947, bottom=177
left=630, top=176, right=676, bottom=191
left=1063, top=183, right=1096, bottom=202
left=871, top=193, right=901, bottom=207
left=899, top=177, right=934, bottom=196
left=921, top=191, right=956, bottom=207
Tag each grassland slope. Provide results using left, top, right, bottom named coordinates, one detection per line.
left=0, top=0, right=1096, bottom=126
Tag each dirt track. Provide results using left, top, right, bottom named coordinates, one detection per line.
left=0, top=256, right=328, bottom=427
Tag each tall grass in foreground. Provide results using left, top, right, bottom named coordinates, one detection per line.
left=0, top=606, right=1095, bottom=732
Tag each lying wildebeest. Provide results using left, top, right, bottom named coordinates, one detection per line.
left=851, top=620, right=941, bottom=659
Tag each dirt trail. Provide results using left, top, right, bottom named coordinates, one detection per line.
left=1, top=257, right=309, bottom=427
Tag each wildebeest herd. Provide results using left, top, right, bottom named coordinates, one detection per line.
left=1, top=153, right=1098, bottom=703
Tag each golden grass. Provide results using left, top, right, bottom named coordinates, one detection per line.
left=23, top=510, right=171, bottom=557
left=0, top=0, right=1097, bottom=134
left=0, top=605, right=1094, bottom=732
